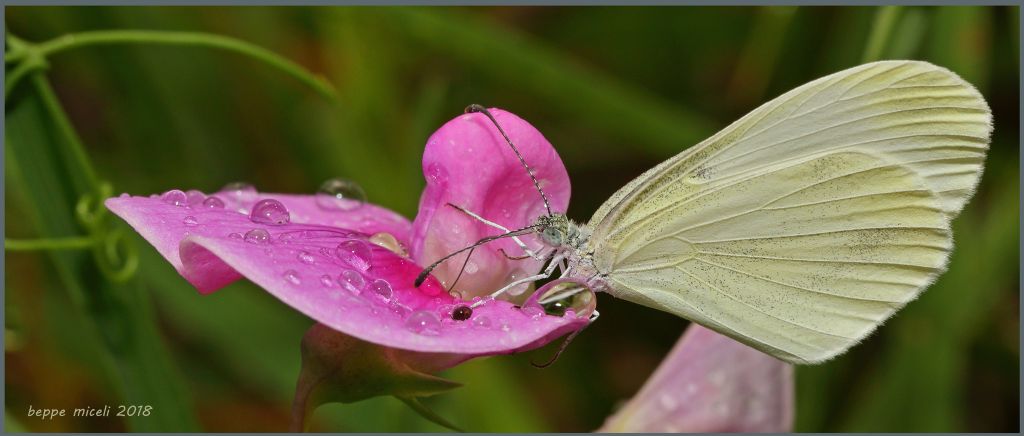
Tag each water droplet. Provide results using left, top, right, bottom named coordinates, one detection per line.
left=119, top=193, right=130, bottom=198
left=202, top=196, right=225, bottom=209
left=336, top=240, right=372, bottom=271
left=244, top=228, right=270, bottom=244
left=316, top=178, right=366, bottom=211
left=369, top=279, right=392, bottom=300
left=368, top=232, right=407, bottom=257
left=185, top=189, right=206, bottom=206
left=464, top=261, right=479, bottom=275
left=320, top=274, right=334, bottom=287
left=405, top=311, right=441, bottom=335
left=520, top=305, right=544, bottom=319
left=228, top=232, right=242, bottom=240
left=426, top=163, right=448, bottom=184
left=529, top=281, right=597, bottom=318
left=283, top=269, right=301, bottom=285
left=249, top=199, right=290, bottom=225
left=161, top=189, right=188, bottom=206
left=451, top=305, right=473, bottom=321
left=505, top=268, right=530, bottom=296
left=339, top=269, right=365, bottom=294
left=500, top=321, right=511, bottom=332
left=472, top=315, right=492, bottom=328
left=220, top=182, right=258, bottom=204
left=449, top=290, right=464, bottom=300
left=297, top=250, right=315, bottom=264
left=182, top=216, right=199, bottom=227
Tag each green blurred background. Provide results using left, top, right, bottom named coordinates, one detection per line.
left=4, top=6, right=1019, bottom=432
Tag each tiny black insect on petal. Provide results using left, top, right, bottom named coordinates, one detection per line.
left=452, top=305, right=473, bottom=321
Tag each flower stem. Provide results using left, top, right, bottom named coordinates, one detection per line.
left=6, top=30, right=336, bottom=100
left=5, top=236, right=97, bottom=251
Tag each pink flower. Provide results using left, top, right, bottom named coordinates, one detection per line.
left=601, top=324, right=794, bottom=432
left=105, top=108, right=587, bottom=357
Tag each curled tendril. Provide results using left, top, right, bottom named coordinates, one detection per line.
left=76, top=182, right=113, bottom=230
left=94, top=226, right=139, bottom=283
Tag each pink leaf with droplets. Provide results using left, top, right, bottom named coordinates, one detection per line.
left=600, top=324, right=794, bottom=432
left=411, top=108, right=570, bottom=299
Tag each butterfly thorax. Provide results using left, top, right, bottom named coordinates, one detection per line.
left=533, top=214, right=607, bottom=290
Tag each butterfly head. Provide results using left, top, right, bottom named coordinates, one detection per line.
left=534, top=213, right=571, bottom=247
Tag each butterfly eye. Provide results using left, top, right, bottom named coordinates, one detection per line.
left=541, top=227, right=562, bottom=245
left=536, top=282, right=596, bottom=318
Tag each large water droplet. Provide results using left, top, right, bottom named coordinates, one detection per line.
left=297, top=251, right=315, bottom=264
left=369, top=279, right=392, bottom=300
left=338, top=269, right=365, bottom=294
left=182, top=216, right=199, bottom=227
left=244, top=228, right=270, bottom=244
left=336, top=240, right=372, bottom=271
left=316, top=178, right=366, bottom=211
left=529, top=281, right=596, bottom=318
left=161, top=189, right=188, bottom=206
left=220, top=182, right=258, bottom=205
left=369, top=232, right=407, bottom=257
left=249, top=199, right=290, bottom=225
left=405, top=311, right=442, bottom=335
left=202, top=196, right=226, bottom=209
left=185, top=189, right=206, bottom=206
left=283, top=269, right=301, bottom=285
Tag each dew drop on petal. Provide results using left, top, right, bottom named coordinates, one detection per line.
left=185, top=189, right=206, bottom=206
left=659, top=393, right=679, bottom=412
left=530, top=281, right=597, bottom=318
left=426, top=163, right=448, bottom=184
left=161, top=189, right=188, bottom=206
left=320, top=274, right=334, bottom=287
left=220, top=182, right=258, bottom=204
left=449, top=290, right=464, bottom=301
left=119, top=193, right=130, bottom=198
left=336, top=240, right=372, bottom=271
left=244, top=228, right=270, bottom=244
left=369, top=232, right=408, bottom=257
left=506, top=268, right=531, bottom=296
left=464, top=261, right=479, bottom=275
left=297, top=250, right=315, bottom=264
left=520, top=305, right=544, bottom=319
left=283, top=269, right=301, bottom=285
left=228, top=232, right=242, bottom=240
left=369, top=279, right=392, bottom=300
left=249, top=199, right=290, bottom=225
left=182, top=216, right=199, bottom=227
left=472, top=315, right=492, bottom=328
left=316, top=178, right=366, bottom=211
left=202, top=196, right=225, bottom=209
left=338, top=269, right=365, bottom=294
left=405, top=311, right=442, bottom=335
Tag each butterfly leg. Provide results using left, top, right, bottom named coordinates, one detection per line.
left=470, top=252, right=564, bottom=308
left=446, top=203, right=545, bottom=260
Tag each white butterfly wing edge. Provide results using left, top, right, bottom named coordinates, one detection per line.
left=585, top=60, right=992, bottom=364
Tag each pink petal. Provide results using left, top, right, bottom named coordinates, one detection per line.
left=410, top=108, right=570, bottom=298
left=106, top=194, right=588, bottom=354
left=600, top=325, right=794, bottom=432
left=106, top=192, right=412, bottom=285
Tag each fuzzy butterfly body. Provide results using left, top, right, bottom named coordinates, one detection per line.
left=528, top=60, right=990, bottom=364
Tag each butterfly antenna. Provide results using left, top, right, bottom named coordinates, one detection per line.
left=446, top=246, right=476, bottom=292
left=415, top=225, right=539, bottom=287
left=466, top=104, right=553, bottom=216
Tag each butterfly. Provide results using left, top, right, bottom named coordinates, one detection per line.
left=419, top=60, right=991, bottom=364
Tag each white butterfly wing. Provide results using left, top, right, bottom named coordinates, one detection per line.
left=585, top=60, right=991, bottom=363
